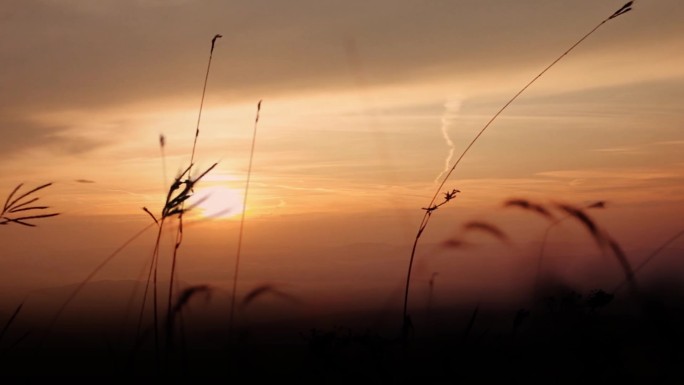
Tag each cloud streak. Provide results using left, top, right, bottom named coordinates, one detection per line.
left=0, top=113, right=105, bottom=156
left=434, top=98, right=461, bottom=182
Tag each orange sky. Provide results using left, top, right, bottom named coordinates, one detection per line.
left=1, top=0, right=683, bottom=315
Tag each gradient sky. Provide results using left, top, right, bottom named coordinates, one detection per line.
left=1, top=0, right=683, bottom=314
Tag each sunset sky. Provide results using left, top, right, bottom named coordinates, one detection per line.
left=1, top=1, right=683, bottom=315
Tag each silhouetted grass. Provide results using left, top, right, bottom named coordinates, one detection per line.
left=230, top=100, right=263, bottom=333
left=3, top=5, right=664, bottom=383
left=1, top=183, right=59, bottom=227
left=0, top=302, right=23, bottom=346
left=555, top=203, right=637, bottom=292
left=402, top=2, right=635, bottom=332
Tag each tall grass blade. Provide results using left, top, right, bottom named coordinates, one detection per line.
left=229, top=100, right=262, bottom=333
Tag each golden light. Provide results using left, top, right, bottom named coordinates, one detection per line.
left=189, top=185, right=244, bottom=220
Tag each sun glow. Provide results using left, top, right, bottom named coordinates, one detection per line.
left=190, top=185, right=244, bottom=220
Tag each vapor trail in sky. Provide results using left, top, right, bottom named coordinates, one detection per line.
left=434, top=98, right=461, bottom=183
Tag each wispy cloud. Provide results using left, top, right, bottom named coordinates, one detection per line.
left=0, top=114, right=105, bottom=156
left=537, top=168, right=682, bottom=181
left=591, top=146, right=645, bottom=155
left=654, top=140, right=684, bottom=146
left=434, top=98, right=461, bottom=182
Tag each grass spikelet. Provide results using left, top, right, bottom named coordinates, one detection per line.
left=554, top=203, right=637, bottom=292
left=503, top=199, right=554, bottom=221
left=586, top=200, right=607, bottom=209
left=442, top=238, right=470, bottom=248
left=556, top=204, right=600, bottom=239
left=462, top=221, right=509, bottom=243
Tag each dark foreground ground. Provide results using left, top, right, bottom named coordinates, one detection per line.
left=2, top=283, right=684, bottom=384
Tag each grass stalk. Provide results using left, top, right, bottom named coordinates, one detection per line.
left=189, top=34, right=222, bottom=168
left=229, top=100, right=262, bottom=333
left=43, top=223, right=155, bottom=345
left=402, top=2, right=634, bottom=330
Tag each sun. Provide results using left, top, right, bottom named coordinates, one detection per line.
left=189, top=185, right=244, bottom=220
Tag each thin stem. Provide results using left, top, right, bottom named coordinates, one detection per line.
left=189, top=56, right=212, bottom=168
left=42, top=223, right=155, bottom=345
left=167, top=216, right=184, bottom=336
left=229, top=100, right=262, bottom=333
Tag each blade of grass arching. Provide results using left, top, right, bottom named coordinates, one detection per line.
left=41, top=223, right=155, bottom=345
left=606, top=238, right=637, bottom=291
left=0, top=302, right=23, bottom=345
left=402, top=2, right=635, bottom=328
left=229, top=100, right=262, bottom=334
left=557, top=203, right=638, bottom=292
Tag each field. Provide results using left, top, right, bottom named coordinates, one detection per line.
left=1, top=1, right=684, bottom=383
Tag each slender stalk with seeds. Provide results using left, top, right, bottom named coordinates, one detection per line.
left=402, top=2, right=635, bottom=330
left=189, top=34, right=222, bottom=169
left=229, top=100, right=262, bottom=333
left=135, top=163, right=216, bottom=368
left=158, top=34, right=221, bottom=360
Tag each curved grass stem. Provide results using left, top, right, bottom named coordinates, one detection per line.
left=401, top=3, right=633, bottom=331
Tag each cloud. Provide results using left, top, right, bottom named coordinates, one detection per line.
left=537, top=168, right=682, bottom=181
left=434, top=98, right=462, bottom=182
left=591, top=146, right=645, bottom=155
left=2, top=0, right=683, bottom=113
left=0, top=112, right=104, bottom=156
